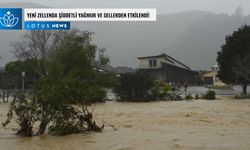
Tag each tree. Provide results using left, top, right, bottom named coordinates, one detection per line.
left=217, top=25, right=250, bottom=95
left=3, top=29, right=107, bottom=136
left=234, top=6, right=244, bottom=17
left=11, top=31, right=63, bottom=77
left=98, top=48, right=110, bottom=65
left=5, top=59, right=38, bottom=89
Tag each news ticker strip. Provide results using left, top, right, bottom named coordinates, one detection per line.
left=24, top=8, right=157, bottom=21
left=0, top=8, right=156, bottom=30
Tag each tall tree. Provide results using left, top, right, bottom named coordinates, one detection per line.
left=3, top=29, right=106, bottom=136
left=5, top=59, right=38, bottom=89
left=11, top=30, right=68, bottom=77
left=217, top=25, right=250, bottom=95
left=98, top=48, right=110, bottom=65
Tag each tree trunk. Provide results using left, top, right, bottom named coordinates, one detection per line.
left=243, top=83, right=248, bottom=95
left=37, top=120, right=49, bottom=135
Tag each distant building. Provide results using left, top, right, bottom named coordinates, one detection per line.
left=203, top=65, right=226, bottom=86
left=98, top=64, right=135, bottom=75
left=138, top=53, right=200, bottom=85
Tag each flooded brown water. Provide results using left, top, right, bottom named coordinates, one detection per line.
left=0, top=99, right=250, bottom=150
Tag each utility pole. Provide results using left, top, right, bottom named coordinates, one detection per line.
left=22, top=71, right=25, bottom=93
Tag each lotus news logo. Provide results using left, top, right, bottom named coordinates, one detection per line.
left=0, top=11, right=19, bottom=27
left=0, top=8, right=22, bottom=30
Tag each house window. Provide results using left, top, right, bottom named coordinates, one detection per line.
left=149, top=59, right=157, bottom=67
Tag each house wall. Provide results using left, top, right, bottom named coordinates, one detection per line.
left=138, top=54, right=200, bottom=85
left=139, top=63, right=200, bottom=85
left=139, top=68, right=165, bottom=81
left=203, top=77, right=214, bottom=85
left=162, top=63, right=200, bottom=85
left=139, top=58, right=160, bottom=68
left=138, top=57, right=170, bottom=69
left=202, top=71, right=226, bottom=86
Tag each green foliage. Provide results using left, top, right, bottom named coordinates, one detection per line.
left=151, top=80, right=172, bottom=100
left=217, top=25, right=250, bottom=94
left=48, top=105, right=102, bottom=136
left=3, top=94, right=103, bottom=136
left=96, top=73, right=118, bottom=88
left=2, top=93, right=38, bottom=136
left=234, top=94, right=250, bottom=99
left=202, top=90, right=216, bottom=100
left=164, top=92, right=183, bottom=101
left=160, top=82, right=172, bottom=94
left=195, top=94, right=200, bottom=100
left=98, top=48, right=110, bottom=65
left=33, top=29, right=106, bottom=104
left=113, top=71, right=154, bottom=101
left=3, top=29, right=106, bottom=136
left=5, top=59, right=37, bottom=76
left=113, top=76, right=182, bottom=101
left=4, top=59, right=38, bottom=89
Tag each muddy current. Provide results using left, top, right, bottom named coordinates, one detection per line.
left=0, top=99, right=250, bottom=150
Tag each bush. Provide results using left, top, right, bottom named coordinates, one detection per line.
left=165, top=92, right=183, bottom=101
left=150, top=81, right=172, bottom=100
left=234, top=94, right=250, bottom=99
left=113, top=71, right=154, bottom=101
left=160, top=82, right=172, bottom=94
left=185, top=93, right=193, bottom=100
left=195, top=94, right=200, bottom=100
left=202, top=90, right=216, bottom=100
left=3, top=93, right=103, bottom=136
left=113, top=73, right=185, bottom=101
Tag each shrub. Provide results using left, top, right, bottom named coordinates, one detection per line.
left=3, top=93, right=103, bottom=136
left=234, top=94, right=250, bottom=99
left=202, top=90, right=216, bottom=100
left=113, top=74, right=183, bottom=101
left=160, top=83, right=172, bottom=94
left=150, top=80, right=172, bottom=100
left=165, top=92, right=183, bottom=101
left=195, top=94, right=200, bottom=100
left=185, top=93, right=193, bottom=100
left=113, top=71, right=154, bottom=101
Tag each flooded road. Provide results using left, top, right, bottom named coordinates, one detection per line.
left=179, top=86, right=250, bottom=96
left=0, top=99, right=250, bottom=150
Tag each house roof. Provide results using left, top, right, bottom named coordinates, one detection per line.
left=98, top=65, right=134, bottom=74
left=138, top=53, right=190, bottom=70
left=137, top=53, right=168, bottom=59
left=98, top=64, right=115, bottom=72
left=114, top=67, right=135, bottom=74
left=161, top=62, right=198, bottom=74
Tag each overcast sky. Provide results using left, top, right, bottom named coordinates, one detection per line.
left=1, top=0, right=250, bottom=15
left=1, top=0, right=250, bottom=69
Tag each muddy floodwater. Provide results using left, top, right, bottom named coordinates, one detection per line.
left=0, top=98, right=250, bottom=150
